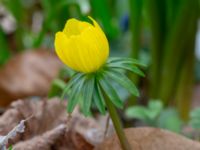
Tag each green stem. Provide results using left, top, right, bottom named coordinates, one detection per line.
left=104, top=95, right=131, bottom=150
left=126, top=0, right=143, bottom=106
left=90, top=0, right=118, bottom=39
left=174, top=0, right=198, bottom=120
left=175, top=52, right=194, bottom=121
left=129, top=0, right=143, bottom=59
left=145, top=0, right=166, bottom=98
left=159, top=0, right=194, bottom=103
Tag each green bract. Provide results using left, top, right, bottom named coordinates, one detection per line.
left=62, top=57, right=145, bottom=116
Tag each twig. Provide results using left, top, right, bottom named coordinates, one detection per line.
left=0, top=115, right=34, bottom=150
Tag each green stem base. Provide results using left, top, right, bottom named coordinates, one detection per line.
left=104, top=97, right=131, bottom=150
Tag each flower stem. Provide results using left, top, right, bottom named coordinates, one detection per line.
left=104, top=95, right=131, bottom=150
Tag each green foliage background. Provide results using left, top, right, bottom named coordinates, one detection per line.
left=0, top=0, right=199, bottom=121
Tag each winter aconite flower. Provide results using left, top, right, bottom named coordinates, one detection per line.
left=54, top=17, right=145, bottom=150
left=54, top=17, right=109, bottom=73
left=54, top=17, right=145, bottom=115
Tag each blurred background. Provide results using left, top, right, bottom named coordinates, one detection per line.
left=1, top=0, right=200, bottom=136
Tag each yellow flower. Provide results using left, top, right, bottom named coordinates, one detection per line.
left=54, top=17, right=109, bottom=73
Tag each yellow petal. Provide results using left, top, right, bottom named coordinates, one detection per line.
left=54, top=32, right=68, bottom=64
left=55, top=33, right=91, bottom=72
left=88, top=16, right=109, bottom=60
left=69, top=36, right=91, bottom=72
left=54, top=17, right=110, bottom=73
left=54, top=32, right=77, bottom=70
left=77, top=26, right=109, bottom=72
left=63, top=18, right=91, bottom=37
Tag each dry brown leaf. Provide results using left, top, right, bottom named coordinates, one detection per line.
left=0, top=98, right=108, bottom=150
left=0, top=119, right=26, bottom=150
left=13, top=124, right=67, bottom=150
left=96, top=127, right=200, bottom=150
left=1, top=98, right=198, bottom=150
left=0, top=49, right=62, bottom=106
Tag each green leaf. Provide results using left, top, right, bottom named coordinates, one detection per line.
left=3, top=0, right=23, bottom=21
left=62, top=73, right=84, bottom=99
left=99, top=76, right=123, bottom=109
left=125, top=100, right=164, bottom=126
left=48, top=79, right=66, bottom=98
left=190, top=119, right=200, bottom=129
left=0, top=28, right=10, bottom=66
left=189, top=108, right=200, bottom=129
left=67, top=76, right=86, bottom=113
left=93, top=82, right=106, bottom=115
left=124, top=65, right=145, bottom=77
left=157, top=108, right=182, bottom=133
left=125, top=106, right=148, bottom=122
left=147, top=100, right=163, bottom=120
left=107, top=57, right=146, bottom=67
left=8, top=145, right=13, bottom=150
left=89, top=0, right=119, bottom=39
left=82, top=77, right=95, bottom=116
left=108, top=63, right=145, bottom=77
left=190, top=108, right=200, bottom=118
left=105, top=69, right=140, bottom=97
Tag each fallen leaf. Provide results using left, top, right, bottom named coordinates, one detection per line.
left=96, top=127, right=200, bottom=150
left=0, top=98, right=108, bottom=150
left=0, top=49, right=62, bottom=106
